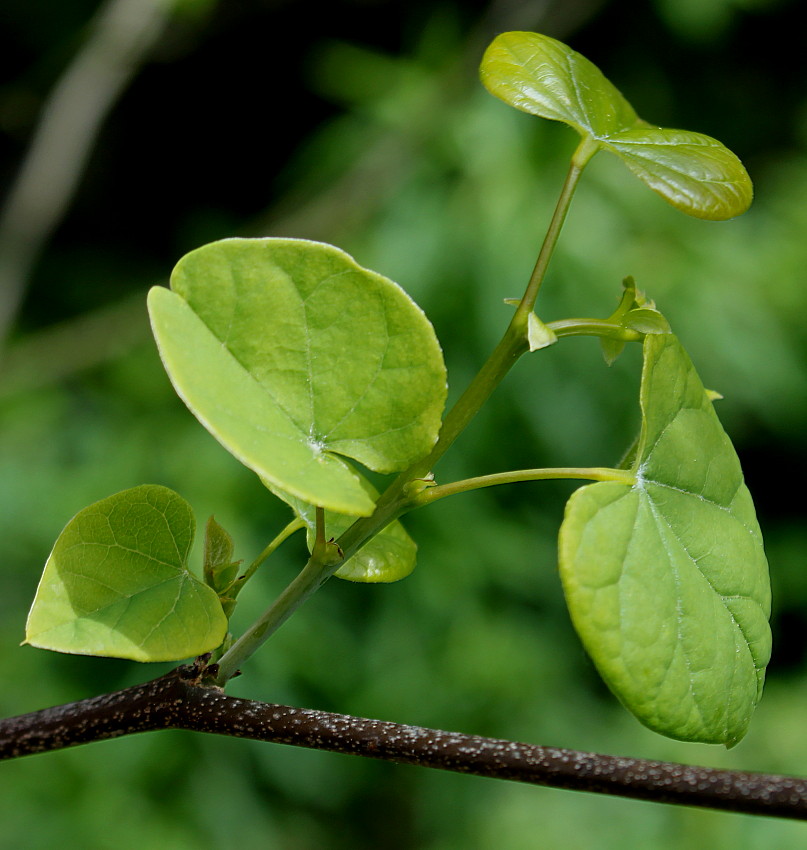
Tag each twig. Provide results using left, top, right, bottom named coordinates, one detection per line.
left=1, top=663, right=805, bottom=820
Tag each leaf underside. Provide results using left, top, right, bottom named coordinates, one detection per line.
left=148, top=238, right=447, bottom=517
left=559, top=335, right=771, bottom=746
left=25, top=485, right=228, bottom=662
left=480, top=32, right=753, bottom=220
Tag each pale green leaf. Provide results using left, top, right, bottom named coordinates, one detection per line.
left=149, top=238, right=447, bottom=516
left=480, top=31, right=752, bottom=219
left=25, top=485, right=228, bottom=662
left=558, top=335, right=770, bottom=745
left=266, top=478, right=417, bottom=583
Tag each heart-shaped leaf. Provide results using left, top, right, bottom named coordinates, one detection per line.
left=266, top=478, right=417, bottom=583
left=480, top=32, right=752, bottom=220
left=558, top=335, right=770, bottom=745
left=149, top=238, right=447, bottom=517
left=25, top=485, right=228, bottom=662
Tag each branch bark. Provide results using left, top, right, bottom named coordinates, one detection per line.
left=1, top=662, right=805, bottom=820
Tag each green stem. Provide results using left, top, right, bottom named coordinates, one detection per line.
left=548, top=318, right=643, bottom=342
left=311, top=506, right=327, bottom=562
left=213, top=496, right=411, bottom=687
left=393, top=139, right=599, bottom=487
left=230, top=517, right=305, bottom=601
left=413, top=466, right=635, bottom=506
left=214, top=555, right=331, bottom=684
left=297, top=148, right=604, bottom=588
left=516, top=138, right=599, bottom=316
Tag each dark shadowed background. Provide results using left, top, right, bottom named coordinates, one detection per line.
left=2, top=0, right=807, bottom=847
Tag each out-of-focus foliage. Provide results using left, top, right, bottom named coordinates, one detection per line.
left=1, top=1, right=807, bottom=847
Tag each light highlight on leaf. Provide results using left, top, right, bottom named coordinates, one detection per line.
left=25, top=485, right=228, bottom=662
left=558, top=335, right=770, bottom=745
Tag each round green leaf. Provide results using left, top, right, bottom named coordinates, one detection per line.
left=480, top=31, right=752, bottom=219
left=558, top=335, right=771, bottom=746
left=25, top=485, right=228, bottom=662
left=148, top=238, right=447, bottom=516
left=266, top=478, right=417, bottom=583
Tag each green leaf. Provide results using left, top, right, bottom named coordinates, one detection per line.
left=604, top=126, right=753, bottom=220
left=149, top=238, right=447, bottom=517
left=558, top=335, right=771, bottom=745
left=203, top=515, right=241, bottom=594
left=481, top=31, right=638, bottom=138
left=480, top=32, right=752, bottom=220
left=266, top=478, right=417, bottom=583
left=621, top=307, right=670, bottom=335
left=600, top=336, right=625, bottom=366
left=600, top=277, right=636, bottom=365
left=25, top=485, right=228, bottom=662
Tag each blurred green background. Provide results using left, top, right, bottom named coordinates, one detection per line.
left=2, top=0, right=807, bottom=846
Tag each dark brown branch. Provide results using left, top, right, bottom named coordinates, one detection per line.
left=1, top=663, right=805, bottom=819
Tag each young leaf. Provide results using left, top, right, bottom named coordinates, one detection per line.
left=266, top=478, right=417, bottom=583
left=25, top=485, right=228, bottom=662
left=204, top=515, right=234, bottom=571
left=480, top=32, right=752, bottom=220
left=621, top=307, right=670, bottom=334
left=149, top=238, right=447, bottom=517
left=600, top=336, right=625, bottom=366
left=599, top=278, right=636, bottom=365
left=202, top=517, right=243, bottom=618
left=204, top=515, right=242, bottom=595
left=480, top=30, right=638, bottom=138
left=604, top=127, right=753, bottom=221
left=558, top=335, right=770, bottom=746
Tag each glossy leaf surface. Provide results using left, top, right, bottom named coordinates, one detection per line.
left=149, top=238, right=447, bottom=516
left=559, top=335, right=770, bottom=745
left=480, top=32, right=752, bottom=220
left=266, top=478, right=417, bottom=582
left=25, top=486, right=227, bottom=662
